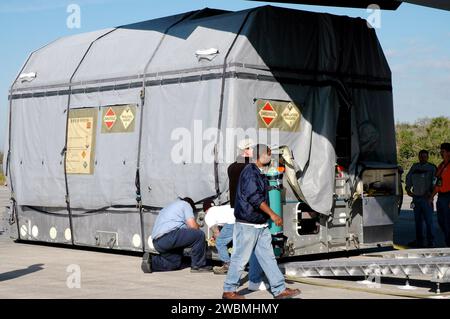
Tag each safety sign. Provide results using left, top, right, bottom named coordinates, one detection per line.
left=101, top=104, right=136, bottom=133
left=256, top=99, right=301, bottom=132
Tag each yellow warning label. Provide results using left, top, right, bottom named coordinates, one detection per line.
left=66, top=108, right=97, bottom=175
left=120, top=106, right=135, bottom=129
left=281, top=103, right=300, bottom=128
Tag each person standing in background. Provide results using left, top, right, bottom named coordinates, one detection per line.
left=228, top=138, right=254, bottom=208
left=405, top=150, right=436, bottom=248
left=430, top=143, right=450, bottom=247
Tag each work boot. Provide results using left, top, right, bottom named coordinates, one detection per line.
left=213, top=263, right=229, bottom=275
left=274, top=288, right=301, bottom=299
left=190, top=265, right=213, bottom=273
left=141, top=252, right=152, bottom=273
left=222, top=292, right=245, bottom=299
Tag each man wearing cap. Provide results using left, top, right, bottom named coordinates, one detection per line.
left=228, top=138, right=255, bottom=208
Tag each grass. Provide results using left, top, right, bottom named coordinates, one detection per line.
left=0, top=170, right=5, bottom=186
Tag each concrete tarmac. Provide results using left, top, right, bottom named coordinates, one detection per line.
left=0, top=186, right=447, bottom=299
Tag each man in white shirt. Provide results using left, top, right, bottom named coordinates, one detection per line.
left=203, top=201, right=235, bottom=274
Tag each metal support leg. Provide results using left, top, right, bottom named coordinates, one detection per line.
left=398, top=275, right=417, bottom=290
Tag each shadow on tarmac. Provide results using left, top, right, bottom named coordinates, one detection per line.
left=0, top=263, right=44, bottom=282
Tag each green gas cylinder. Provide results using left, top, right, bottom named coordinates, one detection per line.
left=267, top=161, right=283, bottom=235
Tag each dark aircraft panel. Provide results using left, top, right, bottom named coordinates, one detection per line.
left=248, top=0, right=450, bottom=11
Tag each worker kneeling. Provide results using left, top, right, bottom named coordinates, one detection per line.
left=142, top=197, right=212, bottom=273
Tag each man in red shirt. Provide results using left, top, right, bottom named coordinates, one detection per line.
left=430, top=143, right=450, bottom=247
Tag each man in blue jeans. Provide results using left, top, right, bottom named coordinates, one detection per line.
left=406, top=150, right=437, bottom=247
left=141, top=197, right=212, bottom=273
left=226, top=138, right=268, bottom=290
left=222, top=144, right=301, bottom=299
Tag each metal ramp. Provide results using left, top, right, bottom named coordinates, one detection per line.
left=283, top=257, right=450, bottom=280
left=281, top=250, right=450, bottom=294
left=363, top=248, right=450, bottom=259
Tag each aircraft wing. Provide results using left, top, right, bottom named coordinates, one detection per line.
left=247, top=0, right=450, bottom=11
left=404, top=0, right=450, bottom=11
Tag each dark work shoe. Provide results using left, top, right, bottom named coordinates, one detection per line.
left=222, top=292, right=245, bottom=299
left=274, top=288, right=301, bottom=299
left=141, top=252, right=152, bottom=273
left=190, top=265, right=213, bottom=273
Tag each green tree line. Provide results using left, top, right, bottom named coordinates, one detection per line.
left=396, top=116, right=450, bottom=173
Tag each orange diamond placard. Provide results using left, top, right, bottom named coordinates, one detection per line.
left=103, top=107, right=117, bottom=129
left=258, top=102, right=278, bottom=127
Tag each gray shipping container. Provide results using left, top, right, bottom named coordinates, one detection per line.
left=3, top=6, right=399, bottom=256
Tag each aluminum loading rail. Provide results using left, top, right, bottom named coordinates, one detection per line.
left=363, top=248, right=450, bottom=259
left=283, top=256, right=450, bottom=280
left=282, top=250, right=450, bottom=295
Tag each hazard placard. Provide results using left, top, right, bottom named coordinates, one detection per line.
left=256, top=99, right=301, bottom=132
left=281, top=102, right=300, bottom=128
left=120, top=106, right=135, bottom=129
left=258, top=102, right=278, bottom=127
left=103, top=107, right=117, bottom=130
left=101, top=104, right=136, bottom=133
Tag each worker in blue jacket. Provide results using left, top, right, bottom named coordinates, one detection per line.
left=222, top=144, right=301, bottom=299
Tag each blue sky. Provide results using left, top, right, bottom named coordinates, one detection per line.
left=0, top=0, right=449, bottom=151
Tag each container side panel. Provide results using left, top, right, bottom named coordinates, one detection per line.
left=67, top=88, right=141, bottom=208
left=10, top=95, right=69, bottom=207
left=140, top=80, right=222, bottom=207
